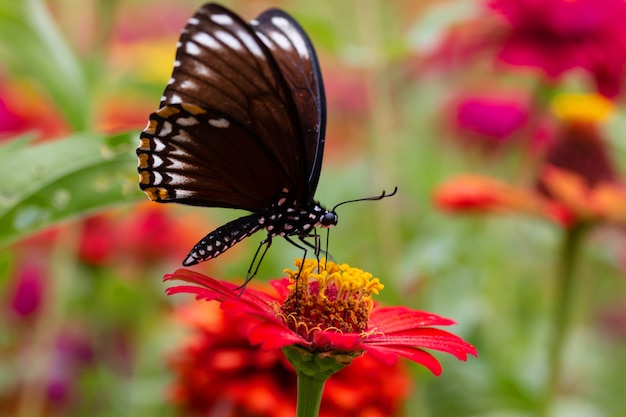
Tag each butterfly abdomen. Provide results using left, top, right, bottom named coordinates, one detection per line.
left=183, top=199, right=335, bottom=267
left=183, top=212, right=266, bottom=266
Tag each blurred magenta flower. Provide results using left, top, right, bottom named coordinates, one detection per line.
left=170, top=300, right=412, bottom=417
left=489, top=0, right=626, bottom=97
left=46, top=332, right=94, bottom=407
left=7, top=261, right=44, bottom=319
left=447, top=92, right=530, bottom=152
left=166, top=259, right=477, bottom=376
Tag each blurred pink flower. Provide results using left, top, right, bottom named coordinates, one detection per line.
left=447, top=93, right=530, bottom=152
left=489, top=0, right=626, bottom=97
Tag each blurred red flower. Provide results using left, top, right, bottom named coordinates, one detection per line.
left=170, top=301, right=412, bottom=417
left=79, top=203, right=199, bottom=267
left=0, top=78, right=68, bottom=141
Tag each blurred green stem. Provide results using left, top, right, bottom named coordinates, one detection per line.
left=542, top=223, right=586, bottom=416
left=354, top=0, right=400, bottom=270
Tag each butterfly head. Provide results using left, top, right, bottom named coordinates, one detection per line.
left=320, top=211, right=338, bottom=228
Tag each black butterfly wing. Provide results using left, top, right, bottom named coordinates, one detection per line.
left=251, top=9, right=327, bottom=197
left=138, top=3, right=313, bottom=211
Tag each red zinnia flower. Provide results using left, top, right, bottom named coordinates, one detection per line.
left=170, top=301, right=412, bottom=417
left=166, top=259, right=477, bottom=376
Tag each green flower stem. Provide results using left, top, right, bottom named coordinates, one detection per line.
left=283, top=346, right=353, bottom=417
left=542, top=223, right=586, bottom=415
left=295, top=372, right=327, bottom=417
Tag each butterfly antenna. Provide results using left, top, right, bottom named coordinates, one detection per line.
left=331, top=186, right=398, bottom=212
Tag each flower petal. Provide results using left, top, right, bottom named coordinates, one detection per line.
left=248, top=321, right=307, bottom=350
left=433, top=174, right=545, bottom=215
left=365, top=345, right=443, bottom=375
left=313, top=331, right=363, bottom=350
left=369, top=307, right=456, bottom=333
left=366, top=328, right=478, bottom=360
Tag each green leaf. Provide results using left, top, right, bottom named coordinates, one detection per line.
left=0, top=132, right=144, bottom=247
left=0, top=0, right=91, bottom=130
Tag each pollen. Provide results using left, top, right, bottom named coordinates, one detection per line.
left=279, top=259, right=383, bottom=341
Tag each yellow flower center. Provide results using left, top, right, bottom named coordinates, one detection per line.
left=279, top=259, right=383, bottom=342
left=551, top=93, right=614, bottom=125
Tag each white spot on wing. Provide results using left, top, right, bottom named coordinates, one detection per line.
left=172, top=130, right=192, bottom=143
left=271, top=32, right=292, bottom=51
left=211, top=13, right=233, bottom=25
left=193, top=32, right=220, bottom=50
left=192, top=63, right=211, bottom=78
left=159, top=121, right=172, bottom=137
left=209, top=118, right=230, bottom=128
left=169, top=94, right=183, bottom=104
left=185, top=41, right=201, bottom=55
left=271, top=16, right=310, bottom=59
left=168, top=173, right=194, bottom=185
left=167, top=157, right=191, bottom=172
left=152, top=155, right=165, bottom=168
left=179, top=79, right=196, bottom=90
left=214, top=30, right=241, bottom=51
left=173, top=60, right=181, bottom=67
left=237, top=31, right=264, bottom=57
left=256, top=32, right=270, bottom=46
left=177, top=117, right=199, bottom=126
left=152, top=171, right=164, bottom=184
left=174, top=189, right=195, bottom=199
left=188, top=17, right=200, bottom=25
left=153, top=137, right=166, bottom=152
left=167, top=78, right=175, bottom=85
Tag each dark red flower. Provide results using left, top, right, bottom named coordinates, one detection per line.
left=489, top=0, right=626, bottom=97
left=166, top=259, right=477, bottom=376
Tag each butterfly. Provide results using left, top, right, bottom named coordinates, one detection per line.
left=137, top=3, right=394, bottom=278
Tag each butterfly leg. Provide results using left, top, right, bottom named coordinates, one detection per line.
left=237, top=236, right=273, bottom=294
left=294, top=231, right=330, bottom=273
left=284, top=234, right=315, bottom=280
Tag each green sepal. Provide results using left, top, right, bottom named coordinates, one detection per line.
left=282, top=345, right=358, bottom=381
